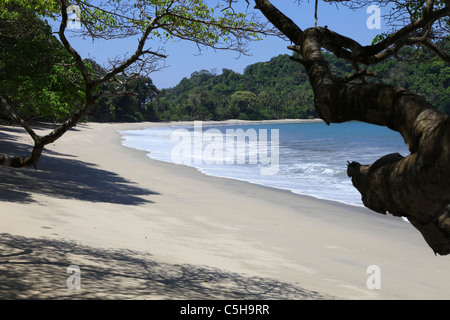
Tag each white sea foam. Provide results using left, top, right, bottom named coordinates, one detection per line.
left=120, top=121, right=409, bottom=208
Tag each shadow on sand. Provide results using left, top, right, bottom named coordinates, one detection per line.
left=0, top=127, right=158, bottom=205
left=0, top=233, right=333, bottom=299
left=0, top=127, right=334, bottom=300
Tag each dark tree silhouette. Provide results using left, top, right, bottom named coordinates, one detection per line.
left=253, top=0, right=450, bottom=255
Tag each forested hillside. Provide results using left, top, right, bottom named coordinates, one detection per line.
left=92, top=45, right=450, bottom=122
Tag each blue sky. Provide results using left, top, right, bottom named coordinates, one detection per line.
left=63, top=1, right=388, bottom=89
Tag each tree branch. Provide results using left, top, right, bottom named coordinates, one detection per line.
left=0, top=92, right=41, bottom=144
left=57, top=0, right=91, bottom=84
left=423, top=38, right=450, bottom=62
left=93, top=18, right=160, bottom=86
left=254, top=0, right=450, bottom=255
left=254, top=0, right=303, bottom=44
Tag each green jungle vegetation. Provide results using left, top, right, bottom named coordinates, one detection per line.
left=91, top=45, right=450, bottom=122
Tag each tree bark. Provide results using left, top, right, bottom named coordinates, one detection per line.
left=255, top=0, right=450, bottom=255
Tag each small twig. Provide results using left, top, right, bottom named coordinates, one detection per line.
left=314, top=0, right=318, bottom=27
left=339, top=69, right=377, bottom=83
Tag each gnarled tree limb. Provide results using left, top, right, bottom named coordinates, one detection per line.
left=255, top=0, right=450, bottom=255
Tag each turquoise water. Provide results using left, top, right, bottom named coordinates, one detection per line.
left=120, top=121, right=409, bottom=207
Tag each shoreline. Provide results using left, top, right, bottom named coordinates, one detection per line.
left=114, top=119, right=373, bottom=223
left=1, top=121, right=450, bottom=299
left=118, top=118, right=365, bottom=209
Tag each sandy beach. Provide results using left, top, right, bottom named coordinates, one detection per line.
left=1, top=120, right=450, bottom=300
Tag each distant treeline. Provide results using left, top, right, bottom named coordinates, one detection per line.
left=90, top=45, right=450, bottom=122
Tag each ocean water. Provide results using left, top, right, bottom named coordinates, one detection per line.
left=119, top=121, right=410, bottom=207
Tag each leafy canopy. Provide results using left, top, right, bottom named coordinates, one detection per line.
left=0, top=0, right=85, bottom=121
left=1, top=0, right=270, bottom=123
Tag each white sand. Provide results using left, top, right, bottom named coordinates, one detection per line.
left=1, top=121, right=450, bottom=300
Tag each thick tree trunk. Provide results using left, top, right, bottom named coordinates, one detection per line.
left=255, top=0, right=450, bottom=255
left=301, top=28, right=450, bottom=255
left=0, top=92, right=95, bottom=168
